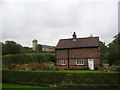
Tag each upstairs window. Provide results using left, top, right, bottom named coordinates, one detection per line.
left=61, top=60, right=65, bottom=65
left=76, top=59, right=84, bottom=65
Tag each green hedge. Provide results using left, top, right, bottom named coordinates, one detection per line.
left=2, top=53, right=55, bottom=64
left=2, top=70, right=120, bottom=88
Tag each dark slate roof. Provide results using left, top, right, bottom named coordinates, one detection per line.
left=32, top=39, right=38, bottom=42
left=55, top=37, right=99, bottom=49
left=42, top=45, right=55, bottom=49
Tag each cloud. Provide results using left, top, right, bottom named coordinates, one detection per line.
left=1, top=0, right=118, bottom=46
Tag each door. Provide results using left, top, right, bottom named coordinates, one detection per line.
left=88, top=59, right=94, bottom=70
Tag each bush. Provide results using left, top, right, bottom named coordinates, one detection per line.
left=108, top=65, right=120, bottom=72
left=7, top=64, right=26, bottom=70
left=28, top=62, right=56, bottom=71
left=2, top=70, right=120, bottom=88
left=2, top=53, right=55, bottom=65
left=116, top=66, right=120, bottom=72
left=94, top=66, right=99, bottom=70
left=83, top=66, right=89, bottom=70
left=3, top=62, right=56, bottom=71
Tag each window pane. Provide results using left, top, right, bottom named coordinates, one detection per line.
left=76, top=59, right=84, bottom=65
left=61, top=60, right=65, bottom=65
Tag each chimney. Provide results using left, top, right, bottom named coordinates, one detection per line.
left=72, top=32, right=77, bottom=41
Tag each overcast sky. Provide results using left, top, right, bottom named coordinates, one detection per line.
left=1, top=0, right=119, bottom=47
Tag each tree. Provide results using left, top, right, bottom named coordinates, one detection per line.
left=107, top=32, right=120, bottom=65
left=37, top=44, right=42, bottom=52
left=99, top=41, right=109, bottom=63
left=20, top=47, right=33, bottom=53
left=2, top=41, right=21, bottom=55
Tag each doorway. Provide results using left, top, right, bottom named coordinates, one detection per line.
left=88, top=59, right=94, bottom=70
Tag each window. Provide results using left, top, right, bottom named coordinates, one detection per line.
left=61, top=60, right=65, bottom=65
left=76, top=59, right=84, bottom=65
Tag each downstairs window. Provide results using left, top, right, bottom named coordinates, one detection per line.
left=76, top=59, right=84, bottom=65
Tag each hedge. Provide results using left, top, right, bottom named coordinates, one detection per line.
left=2, top=53, right=55, bottom=64
left=2, top=70, right=120, bottom=88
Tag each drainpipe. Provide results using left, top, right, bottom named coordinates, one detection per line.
left=68, top=49, right=70, bottom=69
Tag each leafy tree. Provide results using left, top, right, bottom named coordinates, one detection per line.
left=99, top=41, right=109, bottom=63
left=107, top=33, right=120, bottom=65
left=37, top=44, right=42, bottom=52
left=2, top=41, right=21, bottom=55
left=20, top=47, right=33, bottom=53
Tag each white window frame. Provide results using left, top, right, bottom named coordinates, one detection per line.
left=61, top=60, right=66, bottom=65
left=76, top=59, right=84, bottom=65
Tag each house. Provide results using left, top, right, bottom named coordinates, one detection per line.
left=32, top=39, right=55, bottom=52
left=42, top=45, right=55, bottom=52
left=55, top=32, right=100, bottom=70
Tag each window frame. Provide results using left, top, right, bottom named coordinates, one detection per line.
left=76, top=59, right=84, bottom=65
left=61, top=60, right=66, bottom=65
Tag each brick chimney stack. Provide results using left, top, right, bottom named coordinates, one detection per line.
left=72, top=32, right=77, bottom=41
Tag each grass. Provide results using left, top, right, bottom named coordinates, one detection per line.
left=21, top=70, right=102, bottom=73
left=2, top=83, right=44, bottom=88
left=3, top=69, right=116, bottom=73
left=56, top=70, right=101, bottom=73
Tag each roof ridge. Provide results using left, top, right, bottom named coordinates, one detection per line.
left=56, top=36, right=99, bottom=49
left=60, top=36, right=99, bottom=40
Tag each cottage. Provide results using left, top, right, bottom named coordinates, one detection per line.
left=55, top=32, right=100, bottom=70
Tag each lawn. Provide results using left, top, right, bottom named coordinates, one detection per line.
left=57, top=70, right=101, bottom=73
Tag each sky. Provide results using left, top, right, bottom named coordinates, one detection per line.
left=1, top=0, right=119, bottom=47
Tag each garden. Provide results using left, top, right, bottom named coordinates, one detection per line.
left=2, top=53, right=120, bottom=72
left=2, top=53, right=120, bottom=89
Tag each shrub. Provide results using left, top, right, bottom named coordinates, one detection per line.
left=2, top=70, right=120, bottom=88
left=83, top=66, right=89, bottom=70
left=94, top=66, right=100, bottom=70
left=8, top=64, right=26, bottom=70
left=2, top=53, right=55, bottom=65
left=116, top=66, right=120, bottom=72
left=3, top=62, right=56, bottom=71
left=108, top=65, right=120, bottom=72
left=28, top=62, right=49, bottom=71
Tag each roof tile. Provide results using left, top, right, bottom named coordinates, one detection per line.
left=56, top=37, right=99, bottom=49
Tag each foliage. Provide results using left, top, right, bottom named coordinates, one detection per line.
left=99, top=41, right=109, bottom=63
left=20, top=47, right=33, bottom=54
left=2, top=41, right=21, bottom=55
left=2, top=41, right=34, bottom=55
left=28, top=62, right=56, bottom=71
left=2, top=53, right=55, bottom=65
left=83, top=66, right=89, bottom=70
left=3, top=62, right=57, bottom=71
left=99, top=33, right=120, bottom=65
left=2, top=70, right=120, bottom=88
left=37, top=44, right=42, bottom=52
left=107, top=33, right=120, bottom=65
left=2, top=83, right=43, bottom=88
left=8, top=64, right=22, bottom=70
left=108, top=65, right=120, bottom=72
